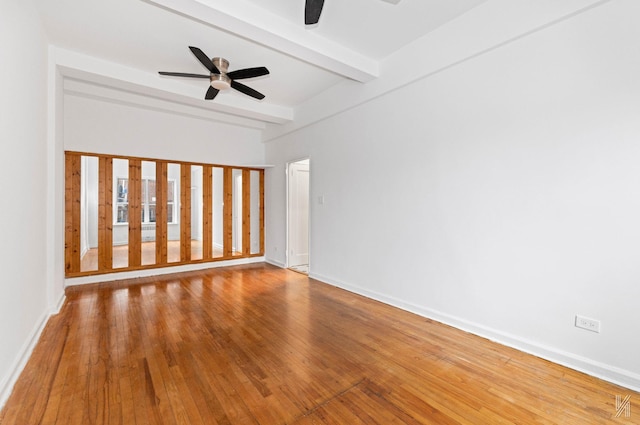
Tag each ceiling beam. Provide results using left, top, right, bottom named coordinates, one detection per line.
left=64, top=79, right=268, bottom=130
left=53, top=47, right=293, bottom=124
left=146, top=0, right=379, bottom=82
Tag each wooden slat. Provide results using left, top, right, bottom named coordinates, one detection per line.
left=128, top=159, right=142, bottom=268
left=223, top=167, right=233, bottom=257
left=202, top=166, right=213, bottom=259
left=155, top=162, right=168, bottom=264
left=242, top=169, right=251, bottom=256
left=180, top=164, right=191, bottom=262
left=260, top=169, right=265, bottom=255
left=98, top=157, right=113, bottom=270
left=64, top=153, right=82, bottom=275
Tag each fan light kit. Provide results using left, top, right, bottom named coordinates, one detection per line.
left=210, top=58, right=231, bottom=90
left=210, top=74, right=231, bottom=90
left=159, top=47, right=269, bottom=101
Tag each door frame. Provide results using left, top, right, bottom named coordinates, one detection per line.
left=286, top=157, right=310, bottom=269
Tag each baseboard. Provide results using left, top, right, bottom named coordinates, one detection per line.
left=0, top=301, right=61, bottom=411
left=53, top=292, right=66, bottom=315
left=66, top=256, right=265, bottom=286
left=309, top=271, right=640, bottom=393
left=265, top=257, right=285, bottom=268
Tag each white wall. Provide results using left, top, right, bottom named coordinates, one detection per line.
left=0, top=0, right=52, bottom=407
left=213, top=167, right=224, bottom=249
left=250, top=170, right=261, bottom=254
left=265, top=0, right=640, bottom=389
left=82, top=156, right=99, bottom=250
left=64, top=93, right=265, bottom=166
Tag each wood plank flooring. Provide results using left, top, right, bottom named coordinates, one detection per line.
left=1, top=263, right=638, bottom=424
left=80, top=241, right=241, bottom=272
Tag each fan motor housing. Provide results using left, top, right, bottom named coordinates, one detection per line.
left=212, top=57, right=229, bottom=73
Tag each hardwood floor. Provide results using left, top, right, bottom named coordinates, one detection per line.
left=1, top=263, right=638, bottom=424
left=80, top=241, right=239, bottom=272
left=80, top=240, right=196, bottom=271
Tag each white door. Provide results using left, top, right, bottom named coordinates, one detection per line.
left=288, top=160, right=309, bottom=267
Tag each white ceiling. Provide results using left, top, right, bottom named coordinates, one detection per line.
left=242, top=0, right=487, bottom=60
left=34, top=0, right=486, bottom=122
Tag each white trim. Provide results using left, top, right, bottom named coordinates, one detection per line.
left=65, top=256, right=264, bottom=286
left=309, top=271, right=640, bottom=393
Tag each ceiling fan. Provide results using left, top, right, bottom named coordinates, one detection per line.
left=305, top=0, right=401, bottom=25
left=158, top=46, right=269, bottom=101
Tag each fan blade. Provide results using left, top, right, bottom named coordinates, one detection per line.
left=227, top=67, right=270, bottom=80
left=231, top=81, right=265, bottom=100
left=305, top=0, right=324, bottom=25
left=159, top=71, right=210, bottom=78
left=189, top=46, right=220, bottom=74
left=205, top=86, right=220, bottom=100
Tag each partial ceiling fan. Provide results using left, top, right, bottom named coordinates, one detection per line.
left=305, top=0, right=324, bottom=25
left=158, top=46, right=269, bottom=101
left=305, top=0, right=400, bottom=25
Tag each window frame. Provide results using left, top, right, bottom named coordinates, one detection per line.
left=114, top=177, right=177, bottom=225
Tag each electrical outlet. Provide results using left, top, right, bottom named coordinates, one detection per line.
left=575, top=315, right=600, bottom=333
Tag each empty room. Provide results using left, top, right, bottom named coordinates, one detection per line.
left=1, top=0, right=639, bottom=423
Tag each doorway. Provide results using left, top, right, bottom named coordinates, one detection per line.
left=287, top=158, right=310, bottom=274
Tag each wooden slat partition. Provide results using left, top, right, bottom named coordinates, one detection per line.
left=128, top=159, right=142, bottom=268
left=242, top=169, right=251, bottom=256
left=203, top=166, right=213, bottom=259
left=223, top=167, right=233, bottom=257
left=65, top=153, right=82, bottom=274
left=98, top=157, right=113, bottom=270
left=64, top=152, right=265, bottom=277
left=180, top=163, right=191, bottom=262
left=155, top=162, right=168, bottom=265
